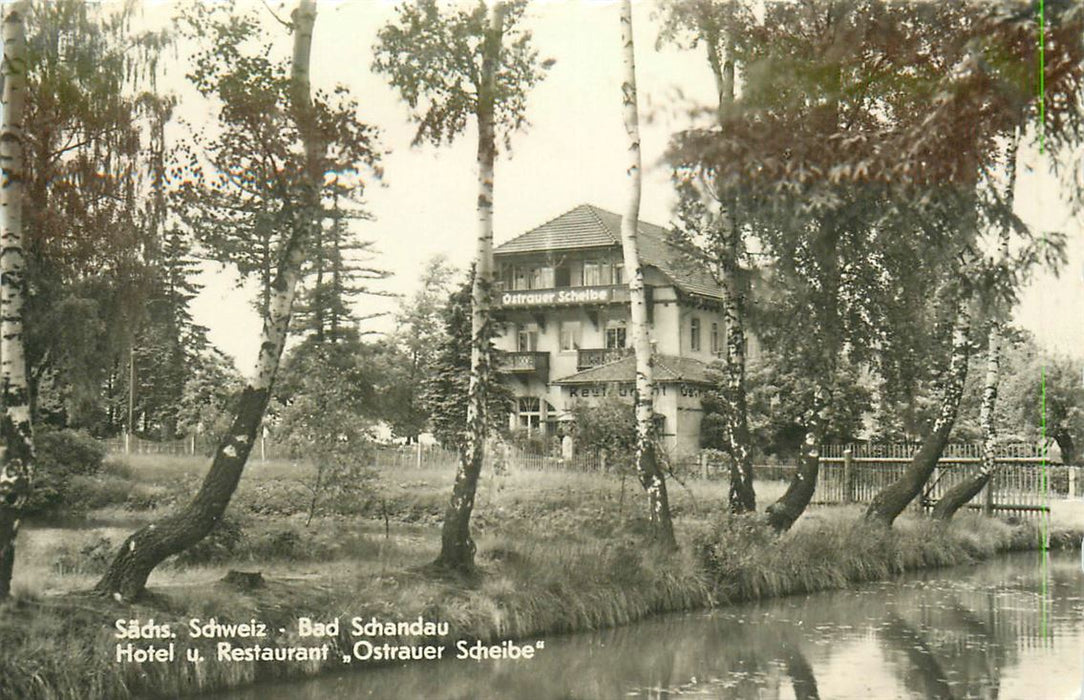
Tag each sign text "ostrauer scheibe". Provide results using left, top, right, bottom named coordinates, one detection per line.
left=499, top=287, right=611, bottom=307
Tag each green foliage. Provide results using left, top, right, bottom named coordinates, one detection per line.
left=700, top=354, right=870, bottom=459
left=667, top=0, right=1083, bottom=450
left=51, top=536, right=116, bottom=576
left=175, top=1, right=382, bottom=319
left=372, top=0, right=551, bottom=149
left=421, top=270, right=512, bottom=450
left=274, top=334, right=379, bottom=522
left=24, top=428, right=106, bottom=517
left=567, top=397, right=636, bottom=470
left=383, top=255, right=457, bottom=441
left=980, top=331, right=1084, bottom=463
left=175, top=348, right=245, bottom=448
left=173, top=514, right=247, bottom=567
left=22, top=0, right=175, bottom=431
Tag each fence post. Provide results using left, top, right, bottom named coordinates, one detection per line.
left=843, top=449, right=853, bottom=503
left=700, top=453, right=708, bottom=480
left=1070, top=467, right=1077, bottom=500
left=416, top=440, right=422, bottom=469
left=124, top=431, right=131, bottom=455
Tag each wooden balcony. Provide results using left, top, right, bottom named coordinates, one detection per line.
left=577, top=347, right=633, bottom=371
left=495, top=351, right=549, bottom=380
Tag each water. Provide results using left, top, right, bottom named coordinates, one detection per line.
left=220, top=552, right=1084, bottom=699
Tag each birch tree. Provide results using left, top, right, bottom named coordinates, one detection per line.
left=662, top=0, right=756, bottom=513
left=619, top=0, right=676, bottom=548
left=374, top=0, right=548, bottom=571
left=865, top=291, right=974, bottom=527
left=932, top=133, right=1018, bottom=521
left=0, top=1, right=31, bottom=600
left=96, top=0, right=340, bottom=600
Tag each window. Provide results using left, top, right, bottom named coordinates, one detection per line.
left=711, top=322, right=720, bottom=355
left=583, top=262, right=602, bottom=286
left=514, top=266, right=530, bottom=290
left=605, top=325, right=627, bottom=350
left=690, top=317, right=701, bottom=352
left=518, top=397, right=541, bottom=433
left=517, top=327, right=538, bottom=352
left=613, top=263, right=624, bottom=285
left=559, top=322, right=581, bottom=352
left=532, top=266, right=555, bottom=289
left=555, top=265, right=572, bottom=288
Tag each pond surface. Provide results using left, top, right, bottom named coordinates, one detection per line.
left=220, top=551, right=1084, bottom=699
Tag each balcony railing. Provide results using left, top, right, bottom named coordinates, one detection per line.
left=494, top=284, right=630, bottom=308
left=577, top=347, right=633, bottom=371
left=496, top=351, right=549, bottom=378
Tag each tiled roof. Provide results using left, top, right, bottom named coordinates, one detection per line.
left=553, top=354, right=712, bottom=385
left=494, top=204, right=724, bottom=301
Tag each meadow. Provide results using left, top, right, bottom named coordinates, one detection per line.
left=1, top=452, right=1075, bottom=699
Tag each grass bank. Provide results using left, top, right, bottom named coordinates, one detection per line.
left=0, top=454, right=1077, bottom=699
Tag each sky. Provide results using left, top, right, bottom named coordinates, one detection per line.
left=138, top=0, right=1084, bottom=371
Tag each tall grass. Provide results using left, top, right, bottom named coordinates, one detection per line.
left=3, top=457, right=1076, bottom=699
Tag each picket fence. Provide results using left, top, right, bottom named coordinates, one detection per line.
left=105, top=435, right=1068, bottom=517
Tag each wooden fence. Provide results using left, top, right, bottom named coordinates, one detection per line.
left=104, top=436, right=1068, bottom=518
left=813, top=443, right=1062, bottom=517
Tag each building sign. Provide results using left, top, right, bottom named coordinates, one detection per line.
left=499, top=286, right=613, bottom=307
left=567, top=383, right=666, bottom=398
left=565, top=382, right=705, bottom=399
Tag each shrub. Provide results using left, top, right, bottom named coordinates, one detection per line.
left=173, top=514, right=247, bottom=566
left=52, top=536, right=115, bottom=575
left=24, top=429, right=107, bottom=518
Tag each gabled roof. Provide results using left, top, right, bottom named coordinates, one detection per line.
left=494, top=204, right=723, bottom=301
left=553, top=354, right=712, bottom=385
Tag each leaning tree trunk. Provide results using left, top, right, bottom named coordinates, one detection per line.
left=931, top=326, right=999, bottom=520
left=866, top=301, right=972, bottom=527
left=95, top=0, right=321, bottom=601
left=435, top=2, right=502, bottom=571
left=618, top=0, right=676, bottom=548
left=766, top=386, right=828, bottom=532
left=704, top=26, right=755, bottom=514
left=0, top=2, right=31, bottom=600
left=932, top=130, right=1017, bottom=521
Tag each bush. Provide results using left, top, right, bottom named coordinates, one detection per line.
left=24, top=429, right=107, bottom=518
left=52, top=536, right=116, bottom=576
left=173, top=514, right=247, bottom=567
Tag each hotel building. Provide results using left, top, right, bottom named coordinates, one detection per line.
left=493, top=204, right=749, bottom=457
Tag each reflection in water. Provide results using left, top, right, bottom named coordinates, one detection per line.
left=218, top=552, right=1083, bottom=699
left=780, top=641, right=820, bottom=700
left=880, top=612, right=955, bottom=700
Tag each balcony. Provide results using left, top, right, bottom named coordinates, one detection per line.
left=494, top=284, right=630, bottom=309
left=496, top=351, right=549, bottom=380
left=577, top=347, right=633, bottom=371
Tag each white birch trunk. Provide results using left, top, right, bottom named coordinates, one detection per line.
left=96, top=0, right=320, bottom=600
left=619, top=0, right=675, bottom=547
left=932, top=130, right=1019, bottom=520
left=0, top=1, right=31, bottom=599
left=437, top=1, right=502, bottom=570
